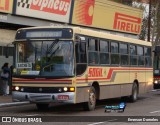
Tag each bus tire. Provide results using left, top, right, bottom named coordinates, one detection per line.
left=36, top=103, right=49, bottom=110
left=129, top=83, right=138, bottom=102
left=83, top=86, right=96, bottom=111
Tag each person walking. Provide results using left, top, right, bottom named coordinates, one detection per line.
left=0, top=63, right=10, bottom=96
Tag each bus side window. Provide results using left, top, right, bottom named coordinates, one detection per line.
left=99, top=40, right=109, bottom=64
left=130, top=45, right=137, bottom=66
left=111, top=41, right=119, bottom=65
left=137, top=46, right=144, bottom=66
left=75, top=42, right=87, bottom=63
left=88, top=38, right=99, bottom=64
left=145, top=47, right=152, bottom=67
left=75, top=35, right=87, bottom=76
left=120, top=43, right=128, bottom=65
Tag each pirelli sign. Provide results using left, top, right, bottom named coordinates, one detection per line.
left=72, top=0, right=143, bottom=35
left=113, top=12, right=141, bottom=34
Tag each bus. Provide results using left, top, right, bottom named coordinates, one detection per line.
left=153, top=45, right=160, bottom=89
left=11, top=26, right=153, bottom=111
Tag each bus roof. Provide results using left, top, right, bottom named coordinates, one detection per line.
left=17, top=26, right=151, bottom=47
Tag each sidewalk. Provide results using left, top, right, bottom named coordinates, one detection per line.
left=0, top=95, right=12, bottom=103
left=0, top=95, right=30, bottom=108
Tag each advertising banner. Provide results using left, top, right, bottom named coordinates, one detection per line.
left=71, top=0, right=143, bottom=35
left=0, top=0, right=13, bottom=13
left=16, top=0, right=72, bottom=23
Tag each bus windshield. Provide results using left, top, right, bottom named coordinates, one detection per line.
left=154, top=54, right=160, bottom=71
left=15, top=40, right=74, bottom=77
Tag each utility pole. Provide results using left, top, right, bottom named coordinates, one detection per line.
left=148, top=0, right=151, bottom=42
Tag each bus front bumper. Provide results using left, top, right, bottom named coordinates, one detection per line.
left=12, top=91, right=75, bottom=104
left=153, top=83, right=160, bottom=89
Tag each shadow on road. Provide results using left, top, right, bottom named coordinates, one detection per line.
left=21, top=96, right=148, bottom=114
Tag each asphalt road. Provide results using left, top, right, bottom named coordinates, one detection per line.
left=1, top=90, right=160, bottom=125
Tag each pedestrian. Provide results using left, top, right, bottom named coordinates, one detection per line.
left=0, top=63, right=10, bottom=96
left=9, top=65, right=13, bottom=94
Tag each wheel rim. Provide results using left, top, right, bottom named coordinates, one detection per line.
left=133, top=87, right=137, bottom=100
left=89, top=91, right=96, bottom=106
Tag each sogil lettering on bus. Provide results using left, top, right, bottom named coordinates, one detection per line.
left=30, top=0, right=71, bottom=15
left=113, top=12, right=141, bottom=34
left=0, top=0, right=9, bottom=11
left=88, top=68, right=103, bottom=77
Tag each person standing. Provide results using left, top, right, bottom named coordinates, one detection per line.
left=1, top=63, right=10, bottom=96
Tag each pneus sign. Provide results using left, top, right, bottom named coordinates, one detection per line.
left=16, top=0, right=72, bottom=23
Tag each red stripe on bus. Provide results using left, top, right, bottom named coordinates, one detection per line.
left=12, top=79, right=72, bottom=82
left=154, top=76, right=160, bottom=79
left=77, top=68, right=153, bottom=81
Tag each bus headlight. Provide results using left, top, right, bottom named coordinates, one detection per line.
left=154, top=80, right=158, bottom=84
left=63, top=87, right=75, bottom=92
left=15, top=86, right=20, bottom=91
left=63, top=87, right=68, bottom=91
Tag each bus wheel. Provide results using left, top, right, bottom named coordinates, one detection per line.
left=36, top=103, right=49, bottom=110
left=83, top=86, right=96, bottom=111
left=129, top=83, right=138, bottom=102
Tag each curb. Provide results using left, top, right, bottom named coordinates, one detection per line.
left=0, top=101, right=30, bottom=108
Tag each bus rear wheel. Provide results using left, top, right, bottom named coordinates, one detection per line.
left=129, top=83, right=138, bottom=102
left=36, top=103, right=49, bottom=110
left=83, top=86, right=96, bottom=111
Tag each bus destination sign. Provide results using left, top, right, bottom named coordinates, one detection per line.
left=26, top=31, right=62, bottom=38
left=15, top=28, right=73, bottom=39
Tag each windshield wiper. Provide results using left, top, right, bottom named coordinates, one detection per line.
left=49, top=46, right=60, bottom=59
left=46, top=39, right=59, bottom=54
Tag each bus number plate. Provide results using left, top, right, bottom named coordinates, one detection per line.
left=57, top=95, right=69, bottom=100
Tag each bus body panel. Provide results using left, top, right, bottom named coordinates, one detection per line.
left=12, top=26, right=153, bottom=107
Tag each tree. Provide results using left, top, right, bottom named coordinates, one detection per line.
left=152, top=1, right=160, bottom=47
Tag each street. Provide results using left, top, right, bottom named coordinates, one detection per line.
left=0, top=90, right=160, bottom=125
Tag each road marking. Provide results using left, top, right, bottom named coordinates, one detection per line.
left=151, top=89, right=160, bottom=92
left=88, top=119, right=117, bottom=125
left=107, top=119, right=117, bottom=122
left=0, top=101, right=30, bottom=108
left=25, top=114, right=39, bottom=116
left=151, top=90, right=157, bottom=92
left=88, top=122, right=105, bottom=125
left=150, top=110, right=160, bottom=114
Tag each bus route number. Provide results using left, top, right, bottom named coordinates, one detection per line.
left=17, top=63, right=32, bottom=69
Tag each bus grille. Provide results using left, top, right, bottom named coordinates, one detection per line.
left=23, top=87, right=64, bottom=93
left=29, top=94, right=51, bottom=102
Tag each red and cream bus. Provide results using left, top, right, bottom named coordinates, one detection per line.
left=153, top=45, right=160, bottom=89
left=12, top=26, right=153, bottom=111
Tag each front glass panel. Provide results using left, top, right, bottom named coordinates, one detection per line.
left=14, top=40, right=74, bottom=77
left=154, top=55, right=160, bottom=74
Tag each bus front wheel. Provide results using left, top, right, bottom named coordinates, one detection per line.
left=83, top=86, right=96, bottom=111
left=36, top=103, right=49, bottom=110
